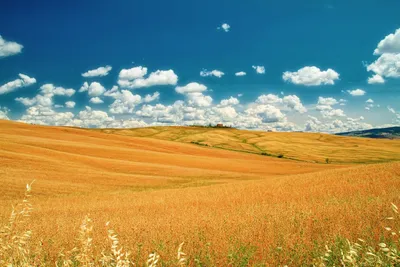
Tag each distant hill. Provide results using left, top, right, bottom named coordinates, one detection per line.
left=94, top=125, right=400, bottom=164
left=336, top=127, right=400, bottom=139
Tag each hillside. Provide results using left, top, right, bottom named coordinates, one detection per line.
left=1, top=120, right=400, bottom=265
left=96, top=126, right=400, bottom=164
left=0, top=120, right=333, bottom=199
left=336, top=126, right=400, bottom=139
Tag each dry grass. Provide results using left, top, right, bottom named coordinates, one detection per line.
left=1, top=120, right=400, bottom=265
left=97, top=126, right=400, bottom=164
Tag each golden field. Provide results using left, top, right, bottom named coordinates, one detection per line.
left=1, top=119, right=400, bottom=266
left=97, top=126, right=400, bottom=164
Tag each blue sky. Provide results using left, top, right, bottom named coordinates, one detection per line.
left=0, top=0, right=399, bottom=132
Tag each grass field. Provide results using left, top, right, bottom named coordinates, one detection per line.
left=96, top=126, right=400, bottom=164
left=1, top=120, right=400, bottom=266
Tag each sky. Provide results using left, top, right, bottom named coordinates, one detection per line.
left=0, top=0, right=400, bottom=133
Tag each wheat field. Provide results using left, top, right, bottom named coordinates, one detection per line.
left=97, top=126, right=400, bottom=164
left=1, top=119, right=400, bottom=266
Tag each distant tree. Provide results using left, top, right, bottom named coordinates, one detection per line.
left=325, top=158, right=330, bottom=164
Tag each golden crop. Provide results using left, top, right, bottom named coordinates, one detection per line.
left=0, top=119, right=399, bottom=265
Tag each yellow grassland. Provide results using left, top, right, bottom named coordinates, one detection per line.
left=0, top=119, right=400, bottom=265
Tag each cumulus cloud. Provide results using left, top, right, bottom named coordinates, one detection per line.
left=19, top=106, right=75, bottom=126
left=282, top=66, right=339, bottom=86
left=132, top=70, right=178, bottom=88
left=254, top=94, right=306, bottom=113
left=200, top=69, right=225, bottom=78
left=89, top=97, right=104, bottom=104
left=118, top=67, right=178, bottom=89
left=256, top=94, right=282, bottom=105
left=317, top=97, right=338, bottom=107
left=305, top=115, right=372, bottom=133
left=187, top=92, right=213, bottom=107
left=368, top=74, right=385, bottom=84
left=0, top=35, right=23, bottom=58
left=282, top=95, right=307, bottom=113
left=321, top=108, right=346, bottom=118
left=175, top=82, right=212, bottom=107
left=246, top=104, right=285, bottom=123
left=108, top=90, right=142, bottom=114
left=220, top=97, right=239, bottom=106
left=367, top=29, right=400, bottom=80
left=347, top=89, right=366, bottom=96
left=82, top=66, right=112, bottom=77
left=235, top=71, right=246, bottom=76
left=0, top=107, right=10, bottom=120
left=388, top=106, right=396, bottom=114
left=367, top=53, right=400, bottom=79
left=143, top=92, right=160, bottom=103
left=212, top=106, right=238, bottom=121
left=252, top=65, right=265, bottom=74
left=119, top=66, right=148, bottom=80
left=16, top=84, right=75, bottom=107
left=374, top=28, right=400, bottom=55
left=40, top=84, right=75, bottom=97
left=218, top=23, right=231, bottom=32
left=79, top=82, right=105, bottom=97
left=15, top=97, right=37, bottom=106
left=175, top=82, right=207, bottom=94
left=0, top=74, right=36, bottom=95
left=65, top=101, right=76, bottom=108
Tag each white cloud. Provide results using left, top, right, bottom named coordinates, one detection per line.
left=347, top=89, right=366, bottom=96
left=235, top=71, right=246, bottom=76
left=366, top=99, right=374, bottom=103
left=65, top=101, right=76, bottom=108
left=79, top=82, right=105, bottom=97
left=374, top=28, right=400, bottom=55
left=246, top=104, right=286, bottom=123
left=175, top=82, right=207, bottom=94
left=108, top=90, right=142, bottom=114
left=15, top=97, right=37, bottom=106
left=317, top=97, right=338, bottom=106
left=283, top=66, right=339, bottom=86
left=367, top=53, right=400, bottom=79
left=79, top=82, right=89, bottom=92
left=254, top=94, right=306, bottom=113
left=89, top=97, right=104, bottom=104
left=0, top=74, right=36, bottom=95
left=19, top=106, right=75, bottom=126
left=256, top=94, right=282, bottom=105
left=321, top=108, right=346, bottom=118
left=143, top=92, right=160, bottom=103
left=367, top=74, right=385, bottom=84
left=16, top=84, right=75, bottom=107
left=119, top=69, right=178, bottom=89
left=0, top=35, right=23, bottom=58
left=305, top=115, right=372, bottom=133
left=82, top=66, right=112, bottom=77
left=0, top=107, right=10, bottom=120
left=187, top=92, right=213, bottom=107
left=40, top=84, right=75, bottom=97
left=252, top=65, right=265, bottom=74
left=282, top=95, right=307, bottom=113
left=388, top=106, right=396, bottom=114
left=220, top=97, right=239, bottom=106
left=200, top=69, right=225, bottom=78
left=119, top=66, right=148, bottom=80
left=212, top=106, right=237, bottom=121
left=218, top=23, right=230, bottom=32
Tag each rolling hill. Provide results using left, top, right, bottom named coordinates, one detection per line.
left=0, top=120, right=333, bottom=199
left=336, top=126, right=400, bottom=139
left=1, top=120, right=400, bottom=265
left=96, top=126, right=400, bottom=164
